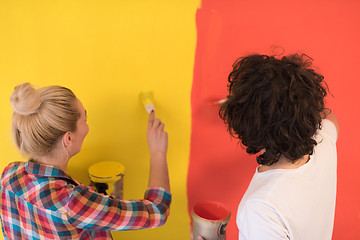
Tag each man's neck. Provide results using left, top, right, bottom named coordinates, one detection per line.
left=258, top=154, right=310, bottom=173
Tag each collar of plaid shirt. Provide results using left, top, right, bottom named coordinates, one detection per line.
left=25, top=159, right=80, bottom=185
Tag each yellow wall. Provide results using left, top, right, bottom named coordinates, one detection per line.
left=0, top=0, right=198, bottom=239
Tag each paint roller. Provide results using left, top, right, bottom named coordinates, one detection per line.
left=140, top=91, right=155, bottom=113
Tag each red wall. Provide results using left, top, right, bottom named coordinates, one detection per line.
left=188, top=0, right=360, bottom=239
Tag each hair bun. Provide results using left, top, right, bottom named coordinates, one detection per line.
left=10, top=83, right=41, bottom=115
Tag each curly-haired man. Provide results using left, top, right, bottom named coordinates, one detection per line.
left=220, top=54, right=339, bottom=239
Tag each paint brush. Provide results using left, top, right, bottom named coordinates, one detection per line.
left=211, top=98, right=227, bottom=105
left=216, top=99, right=227, bottom=105
left=140, top=91, right=155, bottom=113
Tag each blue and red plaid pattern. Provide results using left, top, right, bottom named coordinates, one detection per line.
left=0, top=160, right=171, bottom=239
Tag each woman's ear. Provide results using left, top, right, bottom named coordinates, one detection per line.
left=62, top=132, right=72, bottom=147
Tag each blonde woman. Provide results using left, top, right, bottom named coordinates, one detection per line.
left=0, top=83, right=171, bottom=239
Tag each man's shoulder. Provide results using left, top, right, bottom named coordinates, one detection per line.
left=316, top=119, right=338, bottom=144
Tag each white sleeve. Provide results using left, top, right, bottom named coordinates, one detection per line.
left=237, top=200, right=289, bottom=240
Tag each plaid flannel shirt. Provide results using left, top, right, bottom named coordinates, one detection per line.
left=0, top=160, right=171, bottom=239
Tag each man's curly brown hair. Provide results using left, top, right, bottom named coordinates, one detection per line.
left=219, top=54, right=328, bottom=166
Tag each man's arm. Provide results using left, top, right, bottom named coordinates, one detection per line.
left=237, top=200, right=289, bottom=240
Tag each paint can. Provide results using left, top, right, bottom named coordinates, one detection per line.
left=191, top=200, right=231, bottom=240
left=88, top=161, right=125, bottom=200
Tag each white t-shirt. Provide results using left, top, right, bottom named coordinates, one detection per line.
left=237, top=119, right=338, bottom=240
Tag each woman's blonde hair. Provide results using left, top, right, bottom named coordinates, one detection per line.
left=10, top=83, right=80, bottom=157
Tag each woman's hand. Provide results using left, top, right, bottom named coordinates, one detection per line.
left=147, top=111, right=168, bottom=157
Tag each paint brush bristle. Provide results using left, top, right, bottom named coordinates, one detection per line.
left=140, top=91, right=155, bottom=113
